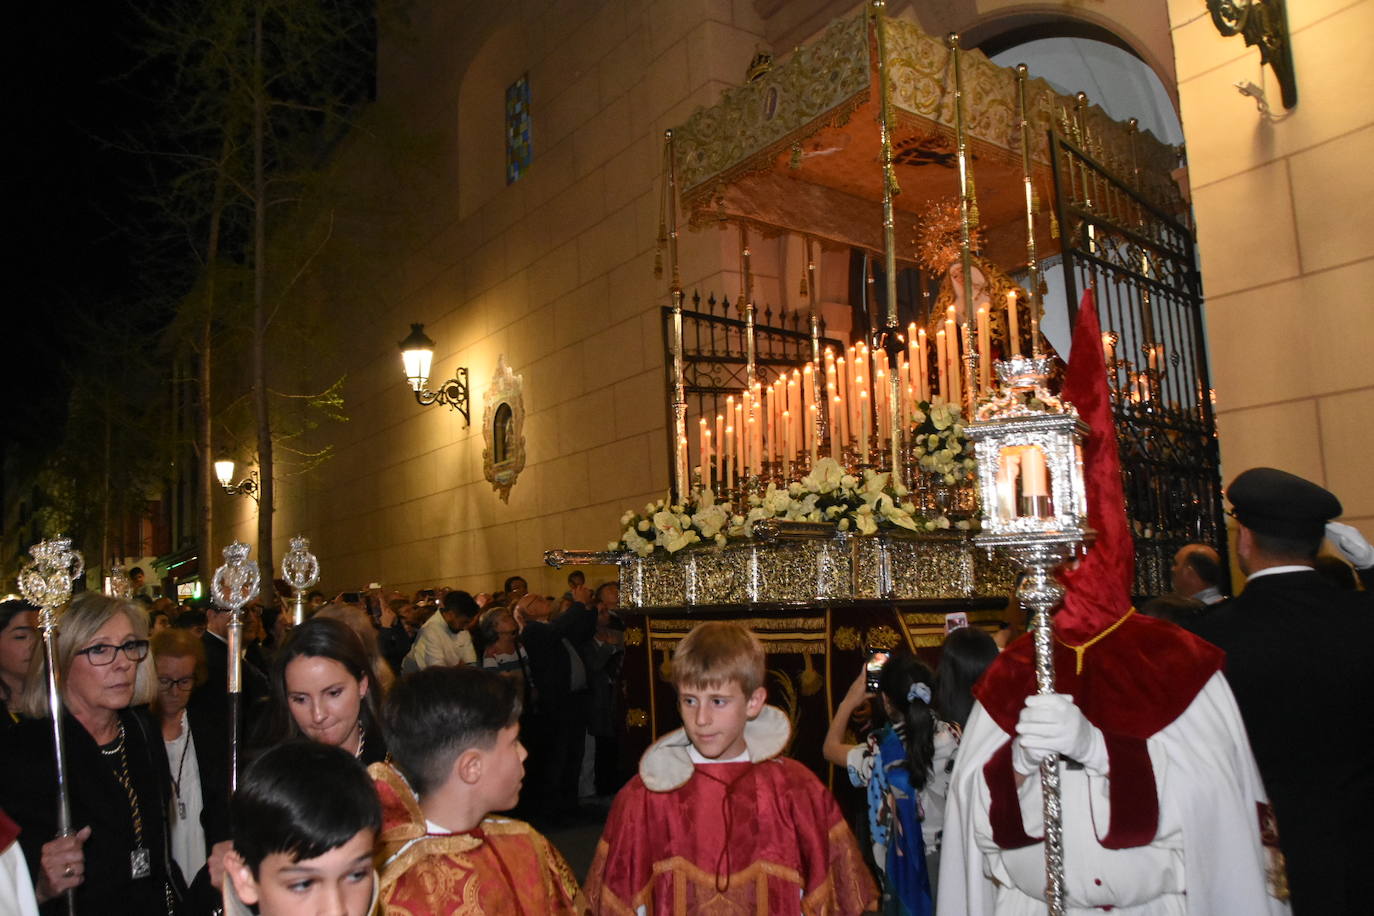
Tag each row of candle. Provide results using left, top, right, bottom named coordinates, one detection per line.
left=676, top=291, right=1032, bottom=487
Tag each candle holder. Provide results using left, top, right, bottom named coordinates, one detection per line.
left=966, top=355, right=1093, bottom=916
left=18, top=536, right=85, bottom=915
left=281, top=535, right=320, bottom=626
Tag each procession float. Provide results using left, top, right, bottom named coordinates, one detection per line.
left=544, top=5, right=1222, bottom=796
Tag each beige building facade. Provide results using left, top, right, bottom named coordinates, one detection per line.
left=214, top=0, right=1374, bottom=594
left=1170, top=0, right=1374, bottom=541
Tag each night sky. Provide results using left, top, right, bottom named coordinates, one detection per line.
left=9, top=4, right=153, bottom=452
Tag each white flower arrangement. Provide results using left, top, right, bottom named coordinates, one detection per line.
left=909, top=399, right=979, bottom=484
left=611, top=458, right=975, bottom=557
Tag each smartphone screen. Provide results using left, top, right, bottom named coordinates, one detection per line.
left=865, top=649, right=890, bottom=693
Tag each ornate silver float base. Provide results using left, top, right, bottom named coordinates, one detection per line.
left=548, top=531, right=1018, bottom=610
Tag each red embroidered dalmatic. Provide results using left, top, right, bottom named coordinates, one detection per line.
left=584, top=705, right=877, bottom=915
left=369, top=762, right=587, bottom=916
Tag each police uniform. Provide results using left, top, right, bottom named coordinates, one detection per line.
left=1190, top=468, right=1374, bottom=915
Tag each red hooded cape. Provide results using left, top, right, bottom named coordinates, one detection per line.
left=973, top=290, right=1223, bottom=850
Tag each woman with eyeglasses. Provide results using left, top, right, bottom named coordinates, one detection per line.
left=0, top=593, right=187, bottom=914
left=151, top=628, right=230, bottom=910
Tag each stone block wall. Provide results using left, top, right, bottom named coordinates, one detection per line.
left=1170, top=0, right=1374, bottom=540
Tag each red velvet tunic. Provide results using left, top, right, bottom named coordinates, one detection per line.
left=370, top=762, right=587, bottom=915
left=585, top=756, right=877, bottom=915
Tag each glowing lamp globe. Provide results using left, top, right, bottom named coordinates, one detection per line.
left=398, top=323, right=436, bottom=393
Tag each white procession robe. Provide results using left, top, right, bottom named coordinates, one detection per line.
left=937, top=672, right=1289, bottom=916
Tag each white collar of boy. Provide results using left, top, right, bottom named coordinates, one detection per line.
left=687, top=746, right=750, bottom=764
left=639, top=704, right=791, bottom=792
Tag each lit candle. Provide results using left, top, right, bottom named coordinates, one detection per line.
left=1022, top=445, right=1048, bottom=502
left=835, top=355, right=848, bottom=421
left=802, top=363, right=814, bottom=453
left=935, top=328, right=948, bottom=402
left=791, top=373, right=802, bottom=455
left=832, top=395, right=845, bottom=459
left=749, top=416, right=760, bottom=477
left=703, top=429, right=713, bottom=489
left=917, top=328, right=929, bottom=403
left=764, top=390, right=775, bottom=465
left=783, top=410, right=793, bottom=477
left=858, top=390, right=870, bottom=466
left=725, top=425, right=735, bottom=492
left=1007, top=290, right=1021, bottom=357
left=907, top=322, right=918, bottom=382
left=945, top=312, right=962, bottom=407
left=733, top=399, right=745, bottom=472
left=678, top=435, right=688, bottom=491
left=698, top=418, right=709, bottom=479
left=977, top=305, right=991, bottom=393
left=715, top=414, right=725, bottom=483
left=808, top=403, right=818, bottom=465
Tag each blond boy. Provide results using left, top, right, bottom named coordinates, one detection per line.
left=585, top=622, right=877, bottom=914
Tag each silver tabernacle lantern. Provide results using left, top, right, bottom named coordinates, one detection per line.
left=966, top=356, right=1092, bottom=916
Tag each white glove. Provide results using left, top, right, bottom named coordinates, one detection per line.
left=1326, top=522, right=1374, bottom=569
left=1012, top=693, right=1108, bottom=776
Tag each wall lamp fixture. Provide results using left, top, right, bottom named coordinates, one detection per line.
left=398, top=323, right=470, bottom=427
left=214, top=458, right=260, bottom=502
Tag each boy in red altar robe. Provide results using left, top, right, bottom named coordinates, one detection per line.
left=584, top=621, right=878, bottom=914
left=369, top=666, right=586, bottom=915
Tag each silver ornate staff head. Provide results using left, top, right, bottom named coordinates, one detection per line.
left=211, top=542, right=260, bottom=612
left=18, top=536, right=85, bottom=628
left=106, top=561, right=132, bottom=599
left=281, top=536, right=319, bottom=592
left=281, top=535, right=320, bottom=626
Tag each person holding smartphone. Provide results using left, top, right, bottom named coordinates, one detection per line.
left=824, top=651, right=954, bottom=913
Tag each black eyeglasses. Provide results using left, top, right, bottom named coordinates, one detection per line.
left=157, top=675, right=195, bottom=691
left=75, top=639, right=150, bottom=666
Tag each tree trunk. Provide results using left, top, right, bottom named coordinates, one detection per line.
left=198, top=136, right=229, bottom=589
left=252, top=2, right=275, bottom=583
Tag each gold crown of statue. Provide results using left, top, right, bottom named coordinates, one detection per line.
left=913, top=197, right=984, bottom=273
left=746, top=48, right=773, bottom=82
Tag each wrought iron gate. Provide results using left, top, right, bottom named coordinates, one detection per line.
left=1050, top=131, right=1226, bottom=597
left=661, top=292, right=843, bottom=471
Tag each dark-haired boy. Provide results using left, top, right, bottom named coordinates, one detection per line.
left=371, top=665, right=585, bottom=914
left=585, top=621, right=877, bottom=913
left=223, top=740, right=381, bottom=916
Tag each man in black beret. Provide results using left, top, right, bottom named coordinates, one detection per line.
left=1190, top=467, right=1374, bottom=915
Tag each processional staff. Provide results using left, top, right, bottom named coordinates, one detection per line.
left=105, top=561, right=132, bottom=599
left=17, top=536, right=86, bottom=916
left=209, top=542, right=260, bottom=793
left=281, top=535, right=320, bottom=627
left=967, top=359, right=1093, bottom=916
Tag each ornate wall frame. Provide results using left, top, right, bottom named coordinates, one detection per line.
left=482, top=355, right=526, bottom=502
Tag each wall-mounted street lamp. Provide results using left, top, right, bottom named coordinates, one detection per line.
left=214, top=458, right=260, bottom=501
left=398, top=323, right=470, bottom=427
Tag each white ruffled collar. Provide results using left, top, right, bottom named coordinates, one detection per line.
left=638, top=704, right=791, bottom=792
